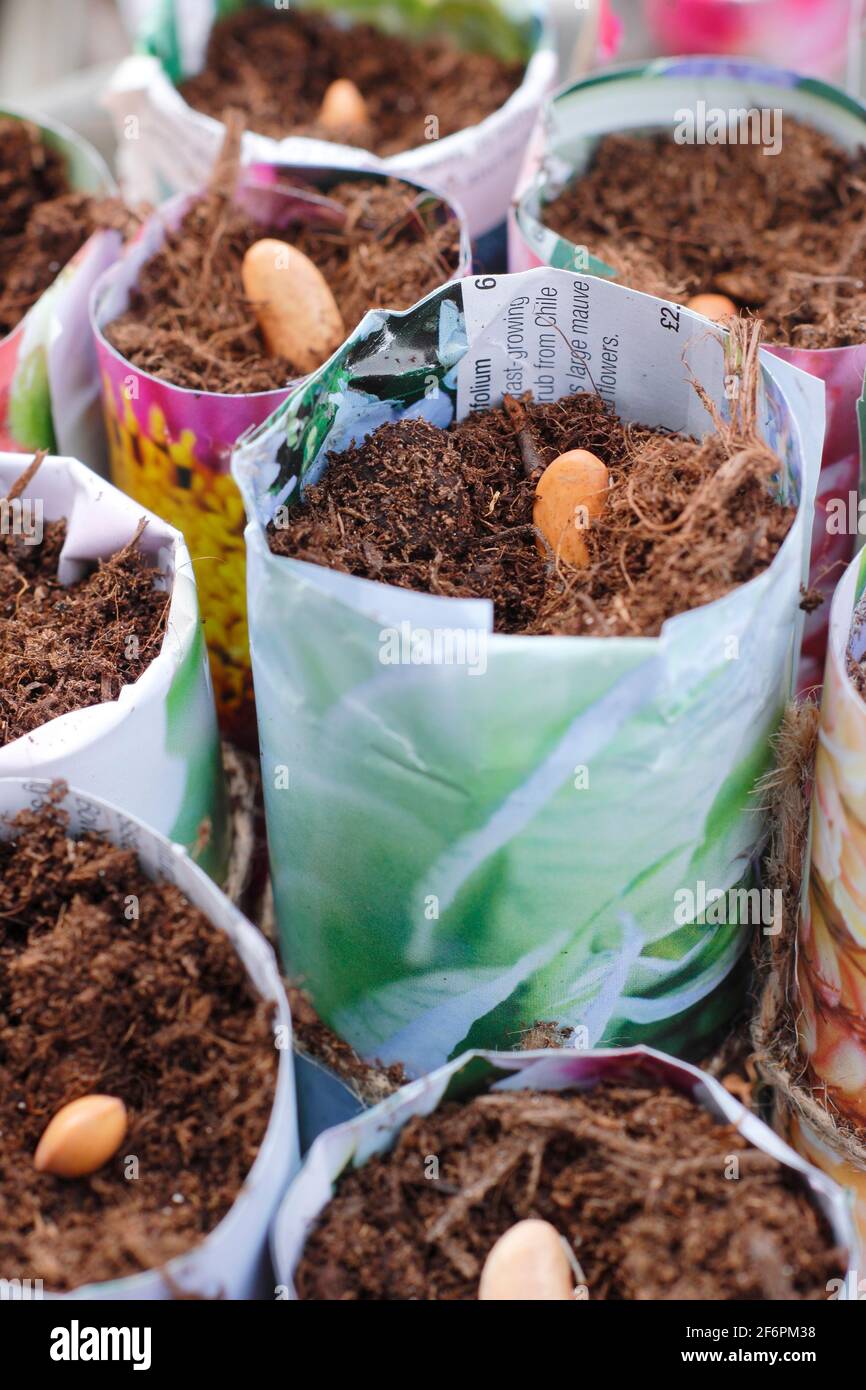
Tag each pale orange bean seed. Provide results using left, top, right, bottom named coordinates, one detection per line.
left=34, top=1095, right=128, bottom=1178
left=533, top=448, right=609, bottom=568
left=686, top=292, right=738, bottom=322
left=241, top=239, right=346, bottom=375
left=318, top=78, right=369, bottom=131
left=479, top=1219, right=575, bottom=1301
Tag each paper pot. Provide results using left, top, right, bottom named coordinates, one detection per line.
left=232, top=266, right=823, bottom=1076
left=0, top=777, right=297, bottom=1300
left=509, top=56, right=866, bottom=691
left=764, top=544, right=866, bottom=1275
left=272, top=1044, right=858, bottom=1298
left=0, top=106, right=118, bottom=467
left=777, top=1106, right=866, bottom=1276
left=0, top=450, right=228, bottom=882
left=795, top=546, right=866, bottom=1126
left=104, top=0, right=558, bottom=267
left=91, top=164, right=470, bottom=748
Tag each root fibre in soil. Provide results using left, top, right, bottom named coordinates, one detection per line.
left=0, top=461, right=168, bottom=746
left=0, top=789, right=277, bottom=1291
left=179, top=8, right=523, bottom=157
left=105, top=121, right=461, bottom=394
left=294, top=1083, right=844, bottom=1300
left=542, top=119, right=866, bottom=349
left=270, top=321, right=794, bottom=638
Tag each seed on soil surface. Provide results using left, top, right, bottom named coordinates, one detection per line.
left=34, top=1095, right=128, bottom=1178
left=533, top=449, right=609, bottom=567
left=686, top=292, right=738, bottom=322
left=478, top=1219, right=575, bottom=1301
left=241, top=238, right=346, bottom=372
left=318, top=79, right=369, bottom=131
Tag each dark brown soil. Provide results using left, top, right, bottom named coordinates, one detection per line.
left=269, top=324, right=794, bottom=638
left=288, top=983, right=405, bottom=1106
left=0, top=788, right=277, bottom=1291
left=542, top=120, right=866, bottom=349
left=179, top=8, right=522, bottom=157
left=0, top=117, right=130, bottom=338
left=294, top=1082, right=844, bottom=1300
left=105, top=152, right=461, bottom=393
left=0, top=460, right=168, bottom=746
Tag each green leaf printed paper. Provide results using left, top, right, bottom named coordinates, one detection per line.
left=233, top=268, right=824, bottom=1074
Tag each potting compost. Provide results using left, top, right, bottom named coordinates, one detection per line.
left=542, top=118, right=866, bottom=349
left=0, top=115, right=125, bottom=339
left=294, top=1082, right=843, bottom=1300
left=0, top=790, right=277, bottom=1291
left=0, top=463, right=166, bottom=745
left=179, top=7, right=524, bottom=156
left=269, top=356, right=794, bottom=635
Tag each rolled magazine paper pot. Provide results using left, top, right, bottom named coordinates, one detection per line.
left=776, top=1105, right=866, bottom=1275
left=232, top=266, right=823, bottom=1075
left=0, top=450, right=229, bottom=882
left=795, top=546, right=866, bottom=1123
left=0, top=106, right=119, bottom=468
left=0, top=777, right=297, bottom=1300
left=90, top=162, right=471, bottom=748
left=272, top=1044, right=858, bottom=1299
left=509, top=55, right=866, bottom=691
left=104, top=0, right=559, bottom=266
left=778, top=545, right=866, bottom=1268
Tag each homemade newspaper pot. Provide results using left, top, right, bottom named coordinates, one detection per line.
left=0, top=451, right=228, bottom=882
left=272, top=1045, right=857, bottom=1297
left=510, top=57, right=866, bottom=691
left=796, top=547, right=866, bottom=1123
left=0, top=778, right=297, bottom=1301
left=777, top=1107, right=866, bottom=1272
left=105, top=0, right=558, bottom=267
left=91, top=164, right=470, bottom=747
left=0, top=107, right=118, bottom=466
left=232, top=267, right=823, bottom=1075
left=765, top=545, right=866, bottom=1268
